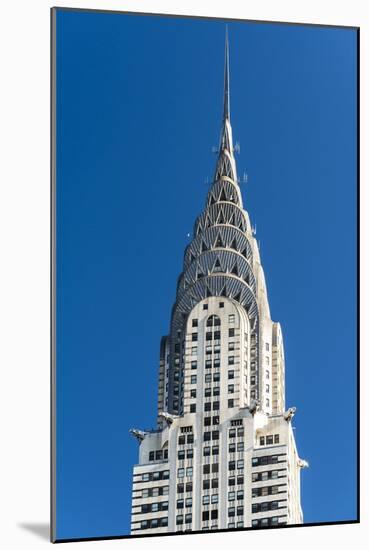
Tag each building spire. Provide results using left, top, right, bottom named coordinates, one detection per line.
left=223, top=26, right=230, bottom=121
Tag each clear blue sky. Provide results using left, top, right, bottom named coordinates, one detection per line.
left=55, top=9, right=357, bottom=540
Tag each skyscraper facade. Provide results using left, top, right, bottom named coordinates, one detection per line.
left=130, top=34, right=308, bottom=535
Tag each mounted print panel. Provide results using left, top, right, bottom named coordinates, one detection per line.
left=51, top=7, right=359, bottom=543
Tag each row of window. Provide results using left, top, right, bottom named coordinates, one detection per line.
left=229, top=427, right=244, bottom=437
left=178, top=449, right=194, bottom=460
left=228, top=475, right=244, bottom=486
left=204, top=416, right=220, bottom=426
left=252, top=484, right=286, bottom=498
left=260, top=434, right=280, bottom=446
left=148, top=449, right=168, bottom=461
left=203, top=446, right=219, bottom=456
left=203, top=463, right=219, bottom=474
left=176, top=514, right=192, bottom=525
left=177, top=482, right=193, bottom=493
left=141, top=485, right=169, bottom=498
left=252, top=454, right=285, bottom=467
left=178, top=467, right=193, bottom=478
left=140, top=501, right=168, bottom=514
left=140, top=470, right=169, bottom=482
left=178, top=434, right=194, bottom=445
left=228, top=490, right=244, bottom=501
left=202, top=510, right=219, bottom=521
left=228, top=460, right=245, bottom=470
left=228, top=506, right=244, bottom=517
left=252, top=517, right=286, bottom=528
left=229, top=442, right=244, bottom=452
left=252, top=499, right=286, bottom=513
left=192, top=314, right=237, bottom=328
left=177, top=498, right=193, bottom=508
left=203, top=478, right=219, bottom=489
left=252, top=469, right=285, bottom=482
left=202, top=493, right=219, bottom=505
left=139, top=517, right=168, bottom=530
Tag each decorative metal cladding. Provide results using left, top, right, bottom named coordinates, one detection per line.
left=165, top=31, right=261, bottom=414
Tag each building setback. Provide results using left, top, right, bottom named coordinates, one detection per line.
left=130, top=33, right=308, bottom=535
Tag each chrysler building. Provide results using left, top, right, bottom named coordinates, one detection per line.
left=130, top=32, right=308, bottom=534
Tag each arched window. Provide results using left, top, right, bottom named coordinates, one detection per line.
left=206, top=315, right=221, bottom=327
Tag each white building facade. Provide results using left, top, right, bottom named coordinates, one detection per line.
left=130, top=35, right=307, bottom=535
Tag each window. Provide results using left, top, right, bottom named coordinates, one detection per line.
left=214, top=330, right=221, bottom=340
left=191, top=346, right=197, bottom=355
left=178, top=435, right=185, bottom=445
left=204, top=402, right=211, bottom=412
left=203, top=447, right=211, bottom=456
left=228, top=356, right=235, bottom=365
left=203, top=479, right=210, bottom=490
left=228, top=522, right=235, bottom=529
left=237, top=442, right=244, bottom=451
left=229, top=314, right=235, bottom=323
left=186, top=482, right=193, bottom=492
left=187, top=434, right=194, bottom=444
left=206, top=332, right=213, bottom=341
left=178, top=450, right=185, bottom=460
left=266, top=343, right=270, bottom=351
left=205, top=359, right=212, bottom=369
left=275, top=434, right=280, bottom=444
left=213, top=373, right=220, bottom=382
left=186, top=449, right=193, bottom=459
left=177, top=483, right=184, bottom=493
left=237, top=475, right=244, bottom=484
left=192, top=319, right=198, bottom=327
left=176, top=515, right=184, bottom=525
left=186, top=497, right=193, bottom=507
left=191, top=333, right=198, bottom=341
left=203, top=464, right=210, bottom=474
left=190, top=375, right=197, bottom=384
left=266, top=398, right=270, bottom=407
left=228, top=370, right=234, bottom=380
left=260, top=436, right=265, bottom=446
left=213, top=401, right=220, bottom=411
left=212, top=446, right=219, bottom=456
left=213, top=416, right=220, bottom=425
left=228, top=399, right=234, bottom=408
left=190, top=404, right=196, bottom=413
left=205, top=373, right=212, bottom=383
left=212, top=430, right=219, bottom=440
left=185, top=514, right=192, bottom=524
left=228, top=491, right=235, bottom=501
left=237, top=490, right=244, bottom=500
left=212, top=478, right=219, bottom=489
left=211, top=509, right=218, bottom=520
left=190, top=389, right=196, bottom=398
left=203, top=303, right=208, bottom=310
left=228, top=341, right=235, bottom=351
left=178, top=468, right=184, bottom=478
left=191, top=361, right=197, bottom=370
left=204, top=388, right=211, bottom=397
left=229, top=328, right=235, bottom=337
left=202, top=511, right=209, bottom=521
left=229, top=461, right=236, bottom=471
left=266, top=370, right=270, bottom=379
left=204, top=431, right=211, bottom=441
left=266, top=435, right=274, bottom=445
left=177, top=499, right=184, bottom=509
left=213, top=359, right=220, bottom=368
left=212, top=463, right=219, bottom=473
left=228, top=507, right=235, bottom=517
left=228, top=384, right=234, bottom=393
left=237, top=506, right=244, bottom=516
left=229, top=428, right=236, bottom=438
left=203, top=495, right=210, bottom=505
left=237, top=521, right=244, bottom=528
left=149, top=451, right=155, bottom=461
left=266, top=356, right=270, bottom=365
left=211, top=494, right=219, bottom=504
left=219, top=302, right=224, bottom=308
left=250, top=375, right=256, bottom=385
left=186, top=467, right=193, bottom=477
left=237, top=459, right=244, bottom=469
left=204, top=417, right=211, bottom=427
left=213, top=386, right=220, bottom=396
left=229, top=442, right=236, bottom=453
left=228, top=476, right=235, bottom=486
left=266, top=384, right=270, bottom=393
